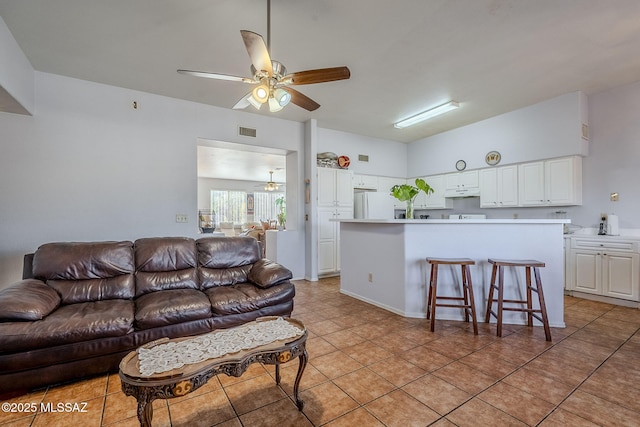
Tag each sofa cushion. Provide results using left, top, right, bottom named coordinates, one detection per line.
left=135, top=289, right=212, bottom=330
left=0, top=279, right=61, bottom=321
left=135, top=237, right=198, bottom=296
left=199, top=264, right=253, bottom=290
left=248, top=259, right=293, bottom=289
left=32, top=241, right=135, bottom=303
left=197, top=237, right=261, bottom=269
left=205, top=282, right=295, bottom=315
left=0, top=299, right=134, bottom=353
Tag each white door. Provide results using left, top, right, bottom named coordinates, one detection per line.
left=479, top=169, right=498, bottom=207
left=335, top=170, right=354, bottom=206
left=603, top=252, right=639, bottom=300
left=573, top=251, right=601, bottom=294
left=498, top=165, right=519, bottom=207
left=317, top=168, right=336, bottom=206
left=519, top=161, right=545, bottom=206
left=546, top=157, right=573, bottom=205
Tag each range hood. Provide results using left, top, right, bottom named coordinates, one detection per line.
left=443, top=187, right=481, bottom=198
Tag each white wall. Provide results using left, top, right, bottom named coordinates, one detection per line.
left=0, top=72, right=305, bottom=287
left=318, top=128, right=407, bottom=178
left=407, top=92, right=588, bottom=177
left=0, top=17, right=34, bottom=114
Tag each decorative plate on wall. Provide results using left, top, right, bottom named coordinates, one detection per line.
left=455, top=160, right=466, bottom=171
left=485, top=151, right=501, bottom=166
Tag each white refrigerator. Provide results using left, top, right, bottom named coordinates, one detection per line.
left=354, top=191, right=396, bottom=219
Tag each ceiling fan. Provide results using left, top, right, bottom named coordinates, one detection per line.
left=263, top=170, right=283, bottom=191
left=177, top=0, right=350, bottom=112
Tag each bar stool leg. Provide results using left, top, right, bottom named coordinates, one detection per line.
left=462, top=264, right=478, bottom=335
left=485, top=264, right=498, bottom=323
left=428, top=264, right=439, bottom=332
left=525, top=266, right=533, bottom=327
left=496, top=265, right=505, bottom=337
left=426, top=264, right=435, bottom=320
left=533, top=267, right=552, bottom=341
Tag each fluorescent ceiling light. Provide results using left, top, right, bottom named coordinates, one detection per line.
left=394, top=101, right=459, bottom=129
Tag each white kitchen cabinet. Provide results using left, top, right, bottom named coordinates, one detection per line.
left=318, top=168, right=353, bottom=207
left=377, top=176, right=406, bottom=209
left=353, top=174, right=378, bottom=190
left=415, top=174, right=452, bottom=209
left=518, top=156, right=582, bottom=206
left=568, top=237, right=639, bottom=302
left=479, top=165, right=518, bottom=208
left=318, top=207, right=353, bottom=275
left=445, top=170, right=479, bottom=191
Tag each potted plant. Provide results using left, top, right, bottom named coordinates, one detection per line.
left=390, top=178, right=434, bottom=219
left=275, top=196, right=286, bottom=229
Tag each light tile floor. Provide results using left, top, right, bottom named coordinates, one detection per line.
left=2, top=277, right=640, bottom=426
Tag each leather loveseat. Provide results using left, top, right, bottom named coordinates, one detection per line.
left=0, top=236, right=295, bottom=395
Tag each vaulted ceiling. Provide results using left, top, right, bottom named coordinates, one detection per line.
left=2, top=0, right=640, bottom=144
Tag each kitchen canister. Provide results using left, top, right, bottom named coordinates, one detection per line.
left=607, top=214, right=620, bottom=235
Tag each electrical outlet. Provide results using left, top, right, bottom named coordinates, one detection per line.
left=368, top=273, right=373, bottom=283
left=610, top=192, right=619, bottom=202
left=175, top=214, right=188, bottom=223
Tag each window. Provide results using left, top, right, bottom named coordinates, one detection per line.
left=210, top=190, right=247, bottom=225
left=253, top=191, right=284, bottom=222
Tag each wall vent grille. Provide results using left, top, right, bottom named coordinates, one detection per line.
left=358, top=154, right=369, bottom=162
left=238, top=126, right=257, bottom=137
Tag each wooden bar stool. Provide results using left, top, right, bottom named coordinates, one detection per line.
left=426, top=258, right=478, bottom=334
left=485, top=259, right=552, bottom=341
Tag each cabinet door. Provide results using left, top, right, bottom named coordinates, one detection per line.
left=479, top=169, right=498, bottom=207
left=518, top=161, right=545, bottom=206
left=602, top=252, right=639, bottom=300
left=317, top=168, right=336, bottom=206
left=423, top=174, right=451, bottom=209
left=498, top=165, right=519, bottom=207
left=378, top=177, right=406, bottom=208
left=335, top=207, right=353, bottom=271
left=335, top=170, right=354, bottom=206
left=573, top=251, right=601, bottom=294
left=318, top=208, right=336, bottom=241
left=318, top=241, right=336, bottom=274
left=546, top=157, right=575, bottom=205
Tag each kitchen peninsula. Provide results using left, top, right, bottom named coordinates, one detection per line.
left=337, top=218, right=570, bottom=328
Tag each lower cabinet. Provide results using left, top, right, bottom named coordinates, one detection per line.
left=318, top=207, right=353, bottom=275
left=568, top=238, right=640, bottom=302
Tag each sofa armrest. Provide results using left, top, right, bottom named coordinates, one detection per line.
left=0, top=279, right=61, bottom=321
left=248, top=259, right=293, bottom=289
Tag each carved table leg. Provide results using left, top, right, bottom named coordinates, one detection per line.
left=136, top=394, right=154, bottom=427
left=293, top=349, right=308, bottom=410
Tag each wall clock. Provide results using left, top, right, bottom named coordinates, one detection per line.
left=455, top=160, right=467, bottom=171
left=485, top=151, right=501, bottom=166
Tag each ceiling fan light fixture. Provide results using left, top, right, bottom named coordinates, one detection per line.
left=252, top=84, right=269, bottom=104
left=247, top=94, right=263, bottom=110
left=268, top=96, right=284, bottom=112
left=273, top=88, right=291, bottom=107
left=394, top=101, right=460, bottom=129
left=265, top=171, right=279, bottom=191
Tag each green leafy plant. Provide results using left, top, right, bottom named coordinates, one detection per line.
left=275, top=196, right=286, bottom=227
left=390, top=178, right=434, bottom=202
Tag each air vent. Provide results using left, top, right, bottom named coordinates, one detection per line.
left=238, top=126, right=257, bottom=137
left=358, top=154, right=369, bottom=162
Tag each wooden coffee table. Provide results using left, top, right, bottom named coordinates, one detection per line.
left=119, top=317, right=307, bottom=427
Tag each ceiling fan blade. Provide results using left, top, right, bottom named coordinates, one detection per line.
left=232, top=93, right=252, bottom=110
left=283, top=66, right=351, bottom=85
left=281, top=87, right=320, bottom=111
left=177, top=69, right=254, bottom=83
left=240, top=30, right=273, bottom=77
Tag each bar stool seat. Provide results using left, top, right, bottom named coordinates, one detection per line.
left=485, top=258, right=552, bottom=341
left=426, top=257, right=478, bottom=334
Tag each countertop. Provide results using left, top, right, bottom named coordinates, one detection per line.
left=334, top=218, right=571, bottom=224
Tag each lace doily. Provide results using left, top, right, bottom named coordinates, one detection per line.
left=137, top=317, right=304, bottom=376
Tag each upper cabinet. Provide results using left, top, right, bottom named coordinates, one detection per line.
left=416, top=175, right=452, bottom=209
left=352, top=174, right=378, bottom=190
left=377, top=176, right=406, bottom=208
left=479, top=165, right=518, bottom=208
left=445, top=170, right=479, bottom=191
left=518, top=156, right=582, bottom=206
left=318, top=168, right=353, bottom=207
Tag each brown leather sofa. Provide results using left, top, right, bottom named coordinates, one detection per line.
left=0, top=236, right=295, bottom=395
